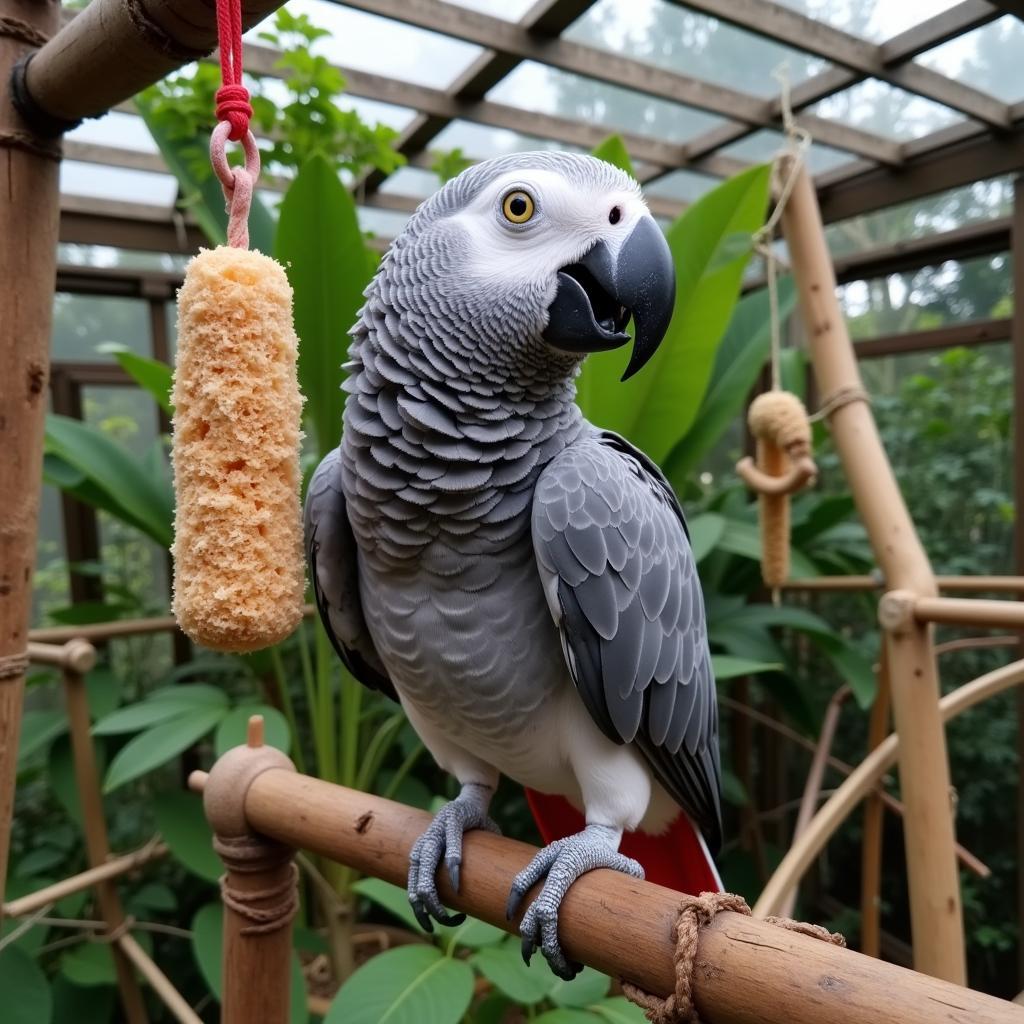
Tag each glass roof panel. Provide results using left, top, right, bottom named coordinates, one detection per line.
left=359, top=206, right=411, bottom=238
left=432, top=121, right=586, bottom=158
left=251, top=0, right=485, bottom=90
left=66, top=111, right=157, bottom=153
left=915, top=16, right=1024, bottom=103
left=642, top=168, right=721, bottom=204
left=445, top=0, right=540, bottom=20
left=486, top=62, right=727, bottom=145
left=769, top=0, right=962, bottom=44
left=57, top=244, right=190, bottom=273
left=61, top=162, right=178, bottom=206
left=811, top=79, right=963, bottom=141
left=378, top=166, right=443, bottom=200
left=563, top=0, right=828, bottom=96
left=717, top=130, right=853, bottom=173
left=256, top=77, right=418, bottom=133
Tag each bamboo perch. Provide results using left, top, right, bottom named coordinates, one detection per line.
left=187, top=762, right=1023, bottom=1024
left=0, top=0, right=64, bottom=917
left=117, top=933, right=203, bottom=1024
left=16, top=0, right=284, bottom=130
left=781, top=159, right=964, bottom=983
left=26, top=638, right=96, bottom=673
left=783, top=575, right=1024, bottom=593
left=910, top=596, right=1024, bottom=630
left=2, top=840, right=168, bottom=919
left=756, top=657, right=1024, bottom=919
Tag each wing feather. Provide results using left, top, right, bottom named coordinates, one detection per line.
left=532, top=431, right=722, bottom=851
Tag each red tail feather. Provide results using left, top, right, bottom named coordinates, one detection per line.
left=525, top=789, right=721, bottom=894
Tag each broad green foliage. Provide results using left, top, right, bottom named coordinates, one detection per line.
left=590, top=135, right=636, bottom=177
left=276, top=153, right=373, bottom=457
left=96, top=343, right=174, bottom=415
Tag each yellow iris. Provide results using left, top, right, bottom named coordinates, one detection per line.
left=502, top=190, right=535, bottom=224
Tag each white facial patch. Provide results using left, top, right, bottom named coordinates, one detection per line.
left=448, top=168, right=648, bottom=292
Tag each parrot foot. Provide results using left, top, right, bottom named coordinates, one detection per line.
left=506, top=824, right=643, bottom=980
left=407, top=782, right=500, bottom=932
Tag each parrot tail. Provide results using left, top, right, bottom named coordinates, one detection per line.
left=524, top=790, right=723, bottom=894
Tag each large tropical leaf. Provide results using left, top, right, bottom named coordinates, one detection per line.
left=97, top=343, right=174, bottom=414
left=577, top=164, right=772, bottom=464
left=135, top=93, right=276, bottom=254
left=44, top=414, right=173, bottom=548
left=591, top=134, right=636, bottom=177
left=276, top=154, right=373, bottom=458
left=664, top=277, right=796, bottom=486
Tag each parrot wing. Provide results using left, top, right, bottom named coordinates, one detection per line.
left=531, top=431, right=722, bottom=852
left=305, top=447, right=397, bottom=701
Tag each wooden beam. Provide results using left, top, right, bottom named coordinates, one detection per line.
left=334, top=0, right=902, bottom=164
left=853, top=319, right=1010, bottom=359
left=669, top=0, right=1012, bottom=128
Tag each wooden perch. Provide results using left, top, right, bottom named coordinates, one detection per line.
left=188, top=760, right=1024, bottom=1024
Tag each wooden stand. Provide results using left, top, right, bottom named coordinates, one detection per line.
left=200, top=719, right=297, bottom=1024
left=0, top=0, right=63, bottom=913
left=780, top=161, right=965, bottom=983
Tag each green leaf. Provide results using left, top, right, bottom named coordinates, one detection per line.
left=17, top=709, right=67, bottom=766
left=146, top=683, right=229, bottom=705
left=687, top=513, right=725, bottom=563
left=549, top=967, right=611, bottom=1008
left=153, top=790, right=221, bottom=882
left=665, top=278, right=796, bottom=485
left=473, top=992, right=512, bottom=1024
left=62, top=933, right=151, bottom=986
left=591, top=996, right=650, bottom=1023
left=136, top=92, right=276, bottom=254
left=129, top=882, right=177, bottom=913
left=0, top=946, right=53, bottom=1023
left=447, top=915, right=506, bottom=949
left=191, top=902, right=309, bottom=1021
left=96, top=344, right=174, bottom=415
left=103, top=705, right=226, bottom=793
left=276, top=155, right=373, bottom=457
left=590, top=135, right=635, bottom=177
left=715, top=518, right=819, bottom=578
left=215, top=705, right=291, bottom=757
left=85, top=667, right=123, bottom=723
left=326, top=944, right=474, bottom=1024
left=470, top=938, right=558, bottom=1005
left=15, top=845, right=66, bottom=877
left=577, top=164, right=772, bottom=464
left=351, top=877, right=427, bottom=935
left=535, top=1011, right=600, bottom=1024
left=711, top=655, right=783, bottom=680
left=45, top=414, right=173, bottom=548
left=51, top=977, right=115, bottom=1024
left=93, top=699, right=204, bottom=736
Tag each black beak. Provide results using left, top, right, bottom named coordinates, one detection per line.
left=542, top=216, right=675, bottom=381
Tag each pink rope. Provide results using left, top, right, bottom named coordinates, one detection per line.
left=210, top=122, right=260, bottom=249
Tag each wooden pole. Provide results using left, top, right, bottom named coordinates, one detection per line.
left=860, top=638, right=892, bottom=959
left=756, top=657, right=1024, bottom=920
left=117, top=934, right=204, bottom=1024
left=0, top=0, right=62, bottom=915
left=202, top=718, right=297, bottom=1024
left=780, top=161, right=965, bottom=983
left=911, top=596, right=1024, bottom=629
left=63, top=665, right=149, bottom=1023
left=187, top=764, right=1024, bottom=1024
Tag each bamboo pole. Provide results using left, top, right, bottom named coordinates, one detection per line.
left=912, top=596, right=1024, bottom=629
left=17, top=0, right=284, bottom=130
left=62, top=666, right=148, bottom=1023
left=861, top=640, right=893, bottom=959
left=783, top=575, right=1024, bottom=593
left=26, top=638, right=96, bottom=672
left=756, top=657, right=1024, bottom=919
left=202, top=718, right=297, bottom=1024
left=2, top=840, right=167, bottom=918
left=777, top=686, right=849, bottom=918
left=187, top=764, right=1023, bottom=1024
left=781, top=160, right=964, bottom=983
left=117, top=933, right=203, bottom=1024
left=0, top=0, right=63, bottom=916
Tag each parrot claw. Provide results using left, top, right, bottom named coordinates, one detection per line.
left=508, top=824, right=643, bottom=979
left=406, top=784, right=500, bottom=931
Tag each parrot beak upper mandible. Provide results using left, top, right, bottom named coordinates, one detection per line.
left=542, top=215, right=676, bottom=381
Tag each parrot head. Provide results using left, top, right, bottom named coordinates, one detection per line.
left=386, top=152, right=676, bottom=382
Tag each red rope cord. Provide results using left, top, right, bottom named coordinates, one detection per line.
left=214, top=0, right=252, bottom=142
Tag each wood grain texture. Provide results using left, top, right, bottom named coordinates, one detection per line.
left=231, top=769, right=1024, bottom=1024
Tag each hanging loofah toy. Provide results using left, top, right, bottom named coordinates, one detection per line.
left=736, top=391, right=817, bottom=588
left=171, top=0, right=304, bottom=652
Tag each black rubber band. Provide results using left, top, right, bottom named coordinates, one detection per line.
left=10, top=52, right=83, bottom=138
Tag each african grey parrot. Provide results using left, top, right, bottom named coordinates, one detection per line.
left=306, top=151, right=721, bottom=978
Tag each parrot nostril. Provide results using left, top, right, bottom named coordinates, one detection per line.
left=609, top=206, right=621, bottom=225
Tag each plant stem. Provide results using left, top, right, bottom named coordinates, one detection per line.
left=382, top=742, right=425, bottom=801
left=270, top=644, right=307, bottom=776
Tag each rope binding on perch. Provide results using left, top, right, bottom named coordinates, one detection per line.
left=734, top=67, right=817, bottom=592
left=171, top=0, right=305, bottom=653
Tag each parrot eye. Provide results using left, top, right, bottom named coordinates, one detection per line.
left=501, top=189, right=535, bottom=225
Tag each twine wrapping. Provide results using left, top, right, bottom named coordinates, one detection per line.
left=0, top=652, right=29, bottom=682
left=623, top=892, right=845, bottom=1023
left=213, top=834, right=299, bottom=937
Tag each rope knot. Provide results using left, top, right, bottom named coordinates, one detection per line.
left=215, top=84, right=253, bottom=141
